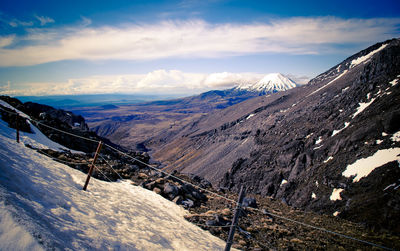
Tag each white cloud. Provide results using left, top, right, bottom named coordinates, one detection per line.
left=0, top=70, right=289, bottom=96
left=8, top=19, right=34, bottom=27
left=35, top=15, right=55, bottom=26
left=0, top=35, right=15, bottom=48
left=0, top=17, right=399, bottom=67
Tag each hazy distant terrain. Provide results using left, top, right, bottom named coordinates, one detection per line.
left=17, top=94, right=183, bottom=109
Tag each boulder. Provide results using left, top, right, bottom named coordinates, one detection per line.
left=242, top=197, right=258, bottom=208
left=164, top=183, right=179, bottom=200
left=181, top=199, right=194, bottom=209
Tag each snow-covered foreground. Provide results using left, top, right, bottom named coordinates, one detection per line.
left=0, top=118, right=230, bottom=250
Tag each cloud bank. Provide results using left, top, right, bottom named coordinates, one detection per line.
left=0, top=17, right=399, bottom=66
left=0, top=70, right=308, bottom=96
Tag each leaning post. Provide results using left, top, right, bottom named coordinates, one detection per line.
left=15, top=116, right=20, bottom=143
left=225, top=185, right=246, bottom=251
left=83, top=141, right=103, bottom=191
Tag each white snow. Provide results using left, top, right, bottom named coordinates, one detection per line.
left=339, top=109, right=343, bottom=113
left=391, top=131, right=400, bottom=142
left=246, top=114, right=255, bottom=120
left=333, top=211, right=340, bottom=217
left=0, top=201, right=43, bottom=251
left=305, top=133, right=313, bottom=139
left=313, top=145, right=323, bottom=150
left=331, top=122, right=350, bottom=137
left=324, top=156, right=333, bottom=163
left=315, top=181, right=319, bottom=187
left=73, top=122, right=81, bottom=127
left=330, top=188, right=344, bottom=201
left=342, top=148, right=400, bottom=182
left=351, top=98, right=375, bottom=119
left=382, top=132, right=388, bottom=137
left=383, top=183, right=396, bottom=191
left=390, top=79, right=399, bottom=86
left=311, top=192, right=317, bottom=199
left=376, top=139, right=383, bottom=145
left=0, top=100, right=29, bottom=118
left=281, top=179, right=288, bottom=186
left=307, top=70, right=348, bottom=97
left=315, top=136, right=323, bottom=145
left=237, top=73, right=297, bottom=93
left=350, top=44, right=388, bottom=68
left=0, top=117, right=230, bottom=250
left=341, top=87, right=349, bottom=92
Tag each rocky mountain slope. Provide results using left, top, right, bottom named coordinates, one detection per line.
left=148, top=38, right=400, bottom=233
left=2, top=98, right=399, bottom=250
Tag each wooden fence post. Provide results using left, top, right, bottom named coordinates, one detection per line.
left=15, top=116, right=19, bottom=143
left=83, top=141, right=103, bottom=191
left=225, top=185, right=246, bottom=251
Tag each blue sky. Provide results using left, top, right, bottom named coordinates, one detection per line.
left=0, top=0, right=399, bottom=96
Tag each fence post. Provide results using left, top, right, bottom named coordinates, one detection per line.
left=15, top=117, right=19, bottom=143
left=225, top=185, right=246, bottom=251
left=83, top=141, right=103, bottom=191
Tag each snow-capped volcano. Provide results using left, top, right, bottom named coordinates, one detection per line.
left=236, top=73, right=297, bottom=93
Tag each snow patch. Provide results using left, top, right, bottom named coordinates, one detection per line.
left=342, top=148, right=400, bottom=182
left=352, top=98, right=375, bottom=119
left=246, top=114, right=255, bottom=120
left=311, top=192, right=316, bottom=199
left=382, top=132, right=388, bottom=137
left=333, top=211, right=340, bottom=217
left=376, top=139, right=383, bottom=145
left=0, top=100, right=29, bottom=118
left=383, top=183, right=396, bottom=191
left=315, top=136, right=323, bottom=145
left=332, top=122, right=350, bottom=137
left=330, top=188, right=344, bottom=201
left=391, top=131, right=400, bottom=142
left=390, top=79, right=399, bottom=86
left=315, top=181, right=319, bottom=187
left=307, top=70, right=348, bottom=97
left=324, top=156, right=333, bottom=163
left=281, top=179, right=288, bottom=186
left=306, top=133, right=313, bottom=139
left=350, top=44, right=388, bottom=68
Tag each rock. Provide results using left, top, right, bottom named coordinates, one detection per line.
left=164, top=183, right=179, bottom=200
left=383, top=109, right=400, bottom=133
left=182, top=199, right=194, bottom=209
left=242, top=197, right=257, bottom=208
left=220, top=208, right=231, bottom=216
left=172, top=196, right=183, bottom=205
left=155, top=178, right=165, bottom=184
left=153, top=187, right=162, bottom=194
left=138, top=172, right=148, bottom=179
left=205, top=215, right=229, bottom=227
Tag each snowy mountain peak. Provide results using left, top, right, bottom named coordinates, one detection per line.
left=236, top=73, right=297, bottom=93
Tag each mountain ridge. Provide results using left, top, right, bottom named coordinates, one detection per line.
left=148, top=38, right=400, bottom=232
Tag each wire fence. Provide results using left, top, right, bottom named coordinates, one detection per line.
left=0, top=104, right=396, bottom=251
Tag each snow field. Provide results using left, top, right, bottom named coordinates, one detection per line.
left=0, top=112, right=230, bottom=250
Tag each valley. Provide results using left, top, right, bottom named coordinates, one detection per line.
left=72, top=39, right=400, bottom=235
